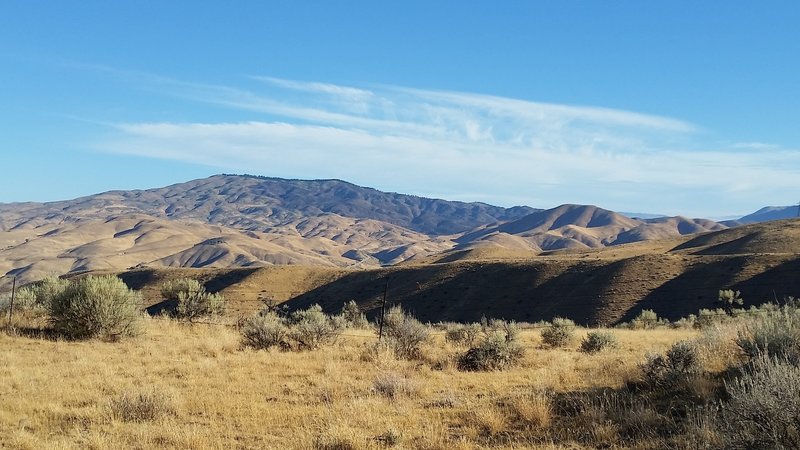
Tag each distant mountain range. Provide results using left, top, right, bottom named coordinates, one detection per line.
left=738, top=205, right=800, bottom=224
left=0, top=174, right=792, bottom=286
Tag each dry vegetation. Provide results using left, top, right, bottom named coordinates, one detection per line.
left=3, top=274, right=799, bottom=449
left=1, top=314, right=705, bottom=449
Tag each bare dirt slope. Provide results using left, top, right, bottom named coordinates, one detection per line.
left=0, top=213, right=450, bottom=288
left=84, top=219, right=800, bottom=326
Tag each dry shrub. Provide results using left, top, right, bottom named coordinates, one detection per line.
left=359, top=340, right=397, bottom=365
left=457, top=330, right=524, bottom=371
left=160, top=278, right=203, bottom=301
left=507, top=391, right=552, bottom=429
left=240, top=312, right=289, bottom=350
left=640, top=340, right=701, bottom=390
left=540, top=317, right=575, bottom=348
left=380, top=306, right=430, bottom=359
left=735, top=308, right=800, bottom=363
left=463, top=405, right=508, bottom=438
left=717, top=355, right=800, bottom=450
left=373, top=372, right=420, bottom=399
left=313, top=434, right=358, bottom=450
left=628, top=309, right=663, bottom=330
left=109, top=389, right=175, bottom=422
left=444, top=323, right=481, bottom=346
left=580, top=331, right=619, bottom=353
left=287, top=304, right=343, bottom=350
left=374, top=427, right=402, bottom=446
left=692, top=323, right=742, bottom=372
left=339, top=300, right=369, bottom=329
left=48, top=275, right=142, bottom=340
left=160, top=278, right=225, bottom=321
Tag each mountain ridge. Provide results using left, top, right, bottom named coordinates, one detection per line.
left=0, top=174, right=788, bottom=288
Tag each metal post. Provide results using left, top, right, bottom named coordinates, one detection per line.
left=7, top=276, right=16, bottom=328
left=378, top=278, right=389, bottom=340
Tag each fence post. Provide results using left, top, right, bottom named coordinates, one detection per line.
left=7, top=276, right=16, bottom=328
left=378, top=278, right=389, bottom=340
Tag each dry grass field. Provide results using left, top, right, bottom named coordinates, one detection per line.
left=0, top=318, right=704, bottom=450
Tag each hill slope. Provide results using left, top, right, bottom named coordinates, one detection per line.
left=88, top=219, right=800, bottom=326
left=738, top=205, right=800, bottom=224
left=0, top=174, right=537, bottom=236
left=0, top=175, right=733, bottom=287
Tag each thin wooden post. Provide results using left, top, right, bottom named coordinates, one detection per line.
left=7, top=277, right=16, bottom=328
left=378, top=278, right=389, bottom=340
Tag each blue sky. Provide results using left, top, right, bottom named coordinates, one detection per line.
left=1, top=1, right=798, bottom=217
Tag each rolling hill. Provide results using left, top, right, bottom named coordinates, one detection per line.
left=1, top=174, right=789, bottom=296
left=72, top=218, right=800, bottom=326
left=738, top=205, right=800, bottom=224
left=3, top=174, right=798, bottom=325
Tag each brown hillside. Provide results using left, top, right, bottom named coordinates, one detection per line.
left=671, top=218, right=800, bottom=255
left=84, top=219, right=800, bottom=326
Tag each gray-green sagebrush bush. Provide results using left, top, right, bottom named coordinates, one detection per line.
left=716, top=355, right=800, bottom=450
left=458, top=321, right=523, bottom=371
left=580, top=331, right=619, bottom=353
left=241, top=304, right=342, bottom=351
left=541, top=317, right=575, bottom=347
left=339, top=300, right=369, bottom=329
left=240, top=312, right=289, bottom=350
left=380, top=306, right=430, bottom=359
left=48, top=275, right=142, bottom=340
left=735, top=308, right=800, bottom=364
left=160, top=278, right=225, bottom=321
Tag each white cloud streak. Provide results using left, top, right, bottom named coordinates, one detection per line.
left=94, top=72, right=800, bottom=217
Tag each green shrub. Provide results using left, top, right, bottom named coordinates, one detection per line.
left=339, top=300, right=369, bottom=329
left=640, top=340, right=700, bottom=390
left=48, top=275, right=142, bottom=340
left=580, top=331, right=619, bottom=353
left=540, top=317, right=575, bottom=347
left=240, top=312, right=289, bottom=350
left=717, top=355, right=800, bottom=449
left=287, top=304, right=343, bottom=350
left=380, top=306, right=430, bottom=359
left=457, top=323, right=523, bottom=371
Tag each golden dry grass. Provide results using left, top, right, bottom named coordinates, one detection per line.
left=0, top=320, right=697, bottom=449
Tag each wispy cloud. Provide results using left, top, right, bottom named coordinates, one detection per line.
left=92, top=70, right=800, bottom=216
